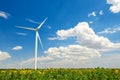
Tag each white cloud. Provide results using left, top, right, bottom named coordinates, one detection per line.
left=88, top=12, right=96, bottom=17
left=48, top=37, right=59, bottom=40
left=89, top=21, right=93, bottom=24
left=45, top=45, right=101, bottom=60
left=88, top=10, right=104, bottom=17
left=99, top=10, right=104, bottom=15
left=107, top=0, right=120, bottom=13
left=16, top=32, right=27, bottom=36
left=20, top=44, right=101, bottom=68
left=16, top=52, right=120, bottom=68
left=51, top=22, right=114, bottom=49
left=26, top=18, right=40, bottom=24
left=0, top=11, right=9, bottom=19
left=0, top=51, right=11, bottom=61
left=12, top=46, right=23, bottom=51
left=98, top=26, right=120, bottom=34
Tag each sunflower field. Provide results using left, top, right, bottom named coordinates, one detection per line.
left=0, top=68, right=120, bottom=80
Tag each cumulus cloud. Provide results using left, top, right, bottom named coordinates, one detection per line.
left=45, top=45, right=101, bottom=60
left=0, top=11, right=10, bottom=19
left=88, top=12, right=96, bottom=17
left=0, top=51, right=11, bottom=61
left=50, top=22, right=114, bottom=49
left=98, top=26, right=120, bottom=34
left=21, top=45, right=101, bottom=68
left=12, top=46, right=23, bottom=51
left=19, top=49, right=120, bottom=68
left=107, top=0, right=120, bottom=13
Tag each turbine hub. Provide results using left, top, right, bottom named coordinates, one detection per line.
left=36, top=28, right=39, bottom=31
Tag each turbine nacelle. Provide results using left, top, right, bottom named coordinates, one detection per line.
left=35, top=28, right=39, bottom=31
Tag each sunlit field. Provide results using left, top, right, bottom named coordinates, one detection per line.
left=0, top=68, right=120, bottom=80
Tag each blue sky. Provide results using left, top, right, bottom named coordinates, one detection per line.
left=0, top=0, right=120, bottom=68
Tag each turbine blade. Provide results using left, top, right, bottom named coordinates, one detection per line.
left=16, top=26, right=35, bottom=31
left=37, top=31, right=43, bottom=49
left=37, top=17, right=48, bottom=29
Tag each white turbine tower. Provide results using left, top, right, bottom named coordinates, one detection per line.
left=16, top=18, right=47, bottom=70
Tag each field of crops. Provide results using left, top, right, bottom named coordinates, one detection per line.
left=0, top=68, right=120, bottom=80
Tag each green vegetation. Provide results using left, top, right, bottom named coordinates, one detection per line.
left=0, top=68, right=120, bottom=80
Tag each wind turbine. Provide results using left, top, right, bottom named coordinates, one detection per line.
left=16, top=18, right=47, bottom=70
